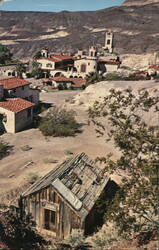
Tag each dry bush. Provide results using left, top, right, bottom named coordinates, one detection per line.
left=88, top=224, right=119, bottom=250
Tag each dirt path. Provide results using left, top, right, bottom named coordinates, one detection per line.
left=0, top=90, right=119, bottom=203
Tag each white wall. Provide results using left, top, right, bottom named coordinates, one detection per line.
left=37, top=59, right=55, bottom=70
left=0, top=107, right=15, bottom=133
left=0, top=106, right=34, bottom=133
left=74, top=59, right=97, bottom=76
left=105, top=64, right=119, bottom=72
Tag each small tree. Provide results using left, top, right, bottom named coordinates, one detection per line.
left=89, top=88, right=159, bottom=237
left=0, top=207, right=46, bottom=249
left=0, top=44, right=12, bottom=65
left=33, top=51, right=42, bottom=60
left=31, top=60, right=43, bottom=79
left=85, top=72, right=105, bottom=85
left=16, top=62, right=26, bottom=78
left=0, top=140, right=10, bottom=160
left=39, top=107, right=80, bottom=137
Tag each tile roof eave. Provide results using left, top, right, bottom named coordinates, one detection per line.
left=0, top=98, right=35, bottom=113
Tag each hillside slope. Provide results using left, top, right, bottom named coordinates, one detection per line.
left=122, top=0, right=159, bottom=6
left=0, top=0, right=159, bottom=57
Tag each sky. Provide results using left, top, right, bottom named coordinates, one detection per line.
left=0, top=0, right=124, bottom=12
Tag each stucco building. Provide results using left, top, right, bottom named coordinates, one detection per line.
left=0, top=77, right=39, bottom=104
left=148, top=65, right=159, bottom=76
left=42, top=76, right=86, bottom=89
left=0, top=77, right=39, bottom=133
left=0, top=64, right=17, bottom=77
left=0, top=98, right=35, bottom=133
left=37, top=30, right=120, bottom=79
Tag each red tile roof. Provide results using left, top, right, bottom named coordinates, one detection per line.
left=135, top=70, right=148, bottom=75
left=149, top=65, right=159, bottom=70
left=0, top=77, right=30, bottom=90
left=43, top=76, right=86, bottom=88
left=71, top=78, right=86, bottom=87
left=50, top=55, right=75, bottom=61
left=0, top=98, right=35, bottom=113
left=98, top=59, right=120, bottom=65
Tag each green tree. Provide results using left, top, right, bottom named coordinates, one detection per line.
left=31, top=60, right=43, bottom=79
left=0, top=207, right=46, bottom=249
left=33, top=51, right=42, bottom=60
left=0, top=44, right=12, bottom=65
left=89, top=88, right=159, bottom=237
left=0, top=140, right=10, bottom=160
left=85, top=72, right=105, bottom=85
left=16, top=62, right=26, bottom=78
left=103, top=72, right=125, bottom=81
left=39, top=107, right=80, bottom=137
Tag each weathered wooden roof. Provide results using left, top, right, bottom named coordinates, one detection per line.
left=22, top=153, right=109, bottom=219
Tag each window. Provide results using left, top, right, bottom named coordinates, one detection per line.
left=81, top=64, right=87, bottom=73
left=44, top=209, right=56, bottom=231
left=46, top=63, right=52, bottom=68
left=27, top=108, right=31, bottom=118
left=107, top=39, right=111, bottom=45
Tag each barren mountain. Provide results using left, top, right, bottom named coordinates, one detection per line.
left=0, top=0, right=159, bottom=58
left=123, top=0, right=159, bottom=6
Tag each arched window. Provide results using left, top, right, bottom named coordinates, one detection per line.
left=81, top=64, right=87, bottom=73
left=54, top=72, right=62, bottom=77
left=46, top=63, right=52, bottom=68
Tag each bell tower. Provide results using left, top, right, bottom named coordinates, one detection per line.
left=104, top=30, right=113, bottom=53
left=89, top=46, right=98, bottom=58
left=41, top=48, right=49, bottom=58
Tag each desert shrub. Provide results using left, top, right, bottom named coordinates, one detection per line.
left=64, top=150, right=74, bottom=156
left=39, top=107, right=80, bottom=137
left=58, top=84, right=64, bottom=90
left=21, top=145, right=32, bottom=151
left=65, top=230, right=85, bottom=249
left=43, top=158, right=58, bottom=164
left=103, top=72, right=125, bottom=81
left=26, top=172, right=40, bottom=184
left=0, top=140, right=10, bottom=160
left=90, top=225, right=119, bottom=250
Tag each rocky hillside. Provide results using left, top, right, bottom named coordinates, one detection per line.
left=122, top=0, right=159, bottom=6
left=0, top=0, right=159, bottom=58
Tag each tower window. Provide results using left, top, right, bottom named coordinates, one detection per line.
left=107, top=39, right=111, bottom=45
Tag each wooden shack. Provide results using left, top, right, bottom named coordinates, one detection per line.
left=21, top=153, right=110, bottom=239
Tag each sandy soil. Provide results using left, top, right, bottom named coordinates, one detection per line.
left=0, top=90, right=119, bottom=204
left=1, top=80, right=157, bottom=204
left=0, top=31, right=70, bottom=46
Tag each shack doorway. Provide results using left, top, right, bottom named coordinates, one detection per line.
left=44, top=209, right=56, bottom=232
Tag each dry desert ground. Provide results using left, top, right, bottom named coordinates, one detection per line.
left=1, top=80, right=158, bottom=205
left=0, top=89, right=119, bottom=205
